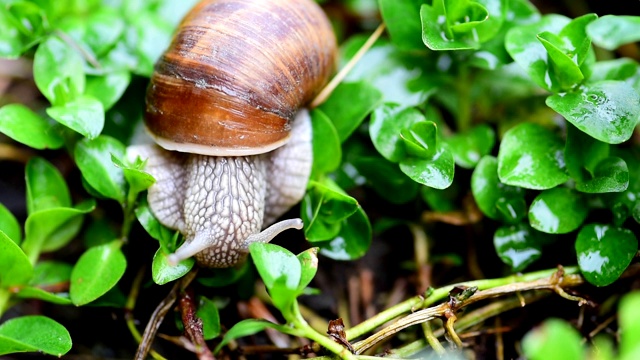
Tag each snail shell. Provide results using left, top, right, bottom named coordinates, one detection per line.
left=131, top=0, right=337, bottom=268
left=144, top=0, right=337, bottom=156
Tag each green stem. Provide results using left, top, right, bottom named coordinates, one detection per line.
left=346, top=266, right=579, bottom=341
left=291, top=303, right=356, bottom=360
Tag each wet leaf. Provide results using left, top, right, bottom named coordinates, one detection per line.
left=445, top=124, right=495, bottom=169
left=399, top=145, right=455, bottom=189
left=317, top=207, right=371, bottom=261
left=528, top=187, right=588, bottom=234
left=494, top=222, right=543, bottom=272
left=547, top=81, right=640, bottom=144
left=576, top=157, right=629, bottom=193
left=497, top=123, right=568, bottom=190
left=575, top=224, right=637, bottom=286
left=587, top=15, right=640, bottom=50
left=471, top=156, right=526, bottom=223
left=505, top=14, right=571, bottom=92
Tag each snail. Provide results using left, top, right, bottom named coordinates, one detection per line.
left=128, top=0, right=336, bottom=268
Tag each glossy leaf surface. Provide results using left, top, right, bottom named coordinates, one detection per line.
left=472, top=156, right=526, bottom=223
left=498, top=123, right=568, bottom=189
left=528, top=188, right=588, bottom=234
left=575, top=224, right=637, bottom=286
left=587, top=15, right=640, bottom=50
left=547, top=81, right=640, bottom=145
left=494, top=222, right=542, bottom=272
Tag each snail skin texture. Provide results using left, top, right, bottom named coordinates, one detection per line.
left=128, top=0, right=336, bottom=268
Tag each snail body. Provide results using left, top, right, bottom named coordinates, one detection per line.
left=129, top=0, right=336, bottom=267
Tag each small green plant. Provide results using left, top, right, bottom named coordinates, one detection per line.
left=1, top=0, right=639, bottom=358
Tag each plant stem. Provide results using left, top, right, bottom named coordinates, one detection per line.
left=291, top=303, right=356, bottom=360
left=345, top=266, right=579, bottom=341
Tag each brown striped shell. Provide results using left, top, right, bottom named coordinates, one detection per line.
left=144, top=0, right=336, bottom=156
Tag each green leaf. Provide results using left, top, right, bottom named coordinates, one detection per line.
left=445, top=124, right=495, bottom=169
left=25, top=157, right=71, bottom=214
left=546, top=81, right=640, bottom=144
left=215, top=319, right=299, bottom=353
left=352, top=157, right=419, bottom=204
left=85, top=71, right=131, bottom=111
left=46, top=95, right=105, bottom=139
left=0, top=203, right=21, bottom=245
left=302, top=180, right=359, bottom=242
left=379, top=0, right=424, bottom=50
left=318, top=206, right=371, bottom=261
left=493, top=222, right=542, bottom=272
left=471, top=156, right=526, bottom=223
left=341, top=38, right=439, bottom=107
left=151, top=248, right=194, bottom=285
left=197, top=297, right=221, bottom=340
left=587, top=15, right=640, bottom=50
left=370, top=104, right=427, bottom=163
left=84, top=219, right=119, bottom=248
left=0, top=104, right=64, bottom=150
left=135, top=198, right=176, bottom=252
left=588, top=58, right=640, bottom=96
left=400, top=121, right=438, bottom=159
left=111, top=155, right=155, bottom=196
left=30, top=261, right=72, bottom=287
left=505, top=14, right=571, bottom=92
left=318, top=81, right=382, bottom=142
left=0, top=316, right=72, bottom=357
left=576, top=157, right=629, bottom=194
left=249, top=243, right=301, bottom=313
left=74, top=136, right=127, bottom=203
left=399, top=144, right=455, bottom=189
left=537, top=32, right=584, bottom=90
left=620, top=292, right=640, bottom=357
left=23, top=201, right=95, bottom=255
left=528, top=188, right=588, bottom=234
left=564, top=122, right=609, bottom=183
left=310, top=109, right=341, bottom=177
left=0, top=231, right=33, bottom=287
left=497, top=123, right=568, bottom=190
left=522, top=319, right=584, bottom=360
left=82, top=10, right=126, bottom=58
left=33, top=36, right=85, bottom=106
left=15, top=287, right=72, bottom=305
left=297, top=248, right=319, bottom=292
left=70, top=240, right=127, bottom=305
left=0, top=7, right=27, bottom=58
left=575, top=224, right=637, bottom=287
left=420, top=0, right=489, bottom=50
